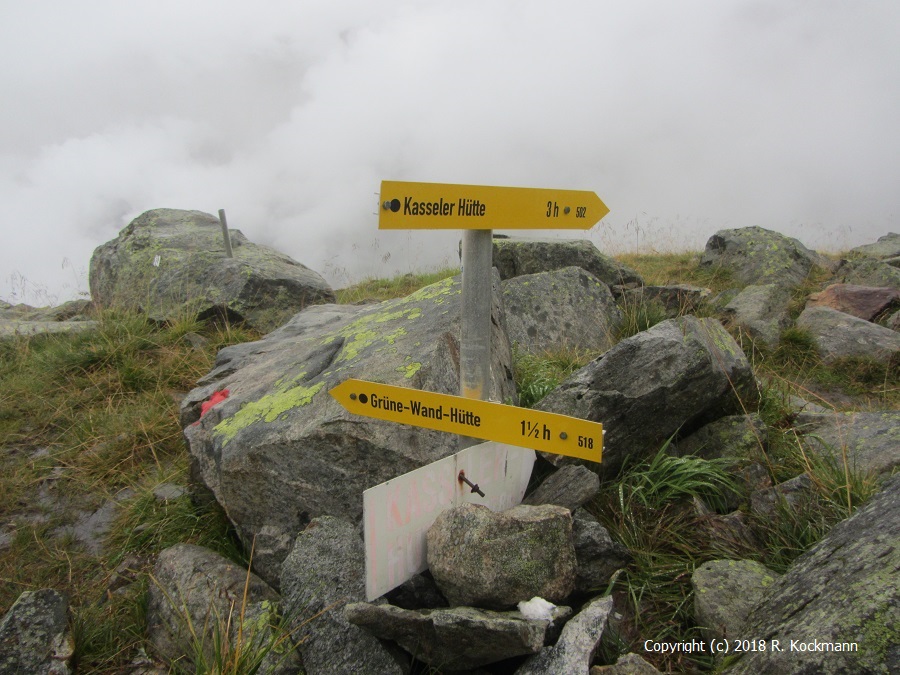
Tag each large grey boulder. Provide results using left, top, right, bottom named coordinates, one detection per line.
left=806, top=283, right=900, bottom=322
left=146, top=543, right=298, bottom=673
left=492, top=237, right=644, bottom=287
left=516, top=595, right=614, bottom=675
left=676, top=414, right=768, bottom=461
left=280, top=517, right=407, bottom=675
left=836, top=258, right=900, bottom=290
left=796, top=305, right=900, bottom=363
left=723, top=283, right=792, bottom=347
left=502, top=266, right=622, bottom=354
left=89, top=208, right=335, bottom=332
left=536, top=317, right=756, bottom=476
left=848, top=232, right=900, bottom=260
left=794, top=410, right=900, bottom=478
left=522, top=465, right=600, bottom=512
left=691, top=559, right=781, bottom=644
left=0, top=589, right=73, bottom=675
left=344, top=602, right=565, bottom=670
left=426, top=503, right=576, bottom=609
left=724, top=475, right=900, bottom=674
left=182, top=274, right=516, bottom=585
left=699, top=226, right=834, bottom=288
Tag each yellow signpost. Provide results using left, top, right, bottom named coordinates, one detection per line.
left=379, top=180, right=609, bottom=230
left=330, top=379, right=603, bottom=463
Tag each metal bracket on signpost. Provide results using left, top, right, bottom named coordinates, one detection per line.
left=459, top=229, right=493, bottom=448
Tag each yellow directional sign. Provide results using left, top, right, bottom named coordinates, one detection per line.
left=379, top=180, right=609, bottom=230
left=330, top=379, right=602, bottom=463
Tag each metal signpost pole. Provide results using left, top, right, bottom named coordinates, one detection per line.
left=459, top=229, right=493, bottom=446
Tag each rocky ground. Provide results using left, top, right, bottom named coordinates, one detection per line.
left=1, top=218, right=897, bottom=673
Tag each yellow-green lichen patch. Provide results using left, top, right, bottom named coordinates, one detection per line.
left=696, top=318, right=743, bottom=360
left=338, top=328, right=380, bottom=363
left=860, top=603, right=900, bottom=662
left=213, top=381, right=325, bottom=446
left=326, top=302, right=428, bottom=365
left=402, top=276, right=459, bottom=303
left=399, top=362, right=422, bottom=378
left=274, top=369, right=308, bottom=390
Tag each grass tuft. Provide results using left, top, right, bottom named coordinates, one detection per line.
left=513, top=345, right=600, bottom=407
left=336, top=267, right=459, bottom=304
left=615, top=296, right=669, bottom=341
left=589, top=441, right=740, bottom=671
left=0, top=307, right=259, bottom=672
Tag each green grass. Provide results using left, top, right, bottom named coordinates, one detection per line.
left=616, top=251, right=735, bottom=294
left=736, top=325, right=900, bottom=411
left=0, top=309, right=259, bottom=672
left=336, top=267, right=459, bottom=304
left=615, top=439, right=741, bottom=513
left=512, top=345, right=600, bottom=407
left=615, top=296, right=670, bottom=341
left=589, top=443, right=740, bottom=672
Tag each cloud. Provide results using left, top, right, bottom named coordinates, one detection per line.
left=1, top=0, right=898, bottom=304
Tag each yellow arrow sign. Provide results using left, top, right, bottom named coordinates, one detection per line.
left=330, top=379, right=602, bottom=463
left=379, top=180, right=609, bottom=230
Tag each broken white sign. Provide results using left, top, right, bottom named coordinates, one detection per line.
left=363, top=441, right=535, bottom=600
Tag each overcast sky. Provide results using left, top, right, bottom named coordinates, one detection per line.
left=2, top=1, right=898, bottom=305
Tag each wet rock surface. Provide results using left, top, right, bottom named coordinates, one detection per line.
left=723, top=283, right=792, bottom=347
left=89, top=208, right=334, bottom=332
left=536, top=316, right=755, bottom=476
left=516, top=595, right=614, bottom=675
left=502, top=266, right=622, bottom=355
left=0, top=589, right=73, bottom=675
left=691, top=559, right=780, bottom=643
left=280, top=516, right=407, bottom=675
left=492, top=237, right=643, bottom=287
left=699, top=226, right=835, bottom=288
left=181, top=273, right=516, bottom=585
left=794, top=410, right=900, bottom=478
left=806, top=283, right=900, bottom=322
left=344, top=602, right=569, bottom=671
left=146, top=543, right=298, bottom=674
left=796, top=305, right=900, bottom=362
left=522, top=464, right=600, bottom=512
left=426, top=503, right=576, bottom=609
left=724, top=475, right=900, bottom=674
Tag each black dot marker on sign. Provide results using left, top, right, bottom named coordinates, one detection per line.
left=390, top=198, right=401, bottom=212
left=359, top=394, right=369, bottom=404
